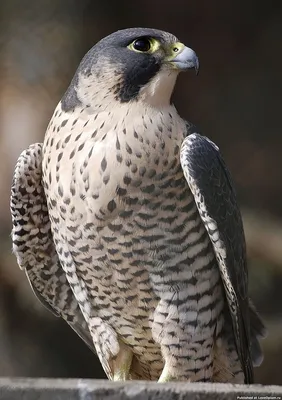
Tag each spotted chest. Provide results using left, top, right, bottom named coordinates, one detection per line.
left=43, top=103, right=190, bottom=295
left=42, top=102, right=187, bottom=228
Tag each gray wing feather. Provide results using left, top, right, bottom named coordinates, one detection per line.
left=10, top=143, right=95, bottom=354
left=180, top=132, right=263, bottom=384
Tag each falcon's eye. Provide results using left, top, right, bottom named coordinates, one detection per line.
left=128, top=37, right=160, bottom=54
left=133, top=38, right=151, bottom=52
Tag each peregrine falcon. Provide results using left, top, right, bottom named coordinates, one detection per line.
left=11, top=28, right=266, bottom=383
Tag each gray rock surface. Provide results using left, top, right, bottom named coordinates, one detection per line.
left=0, top=378, right=281, bottom=400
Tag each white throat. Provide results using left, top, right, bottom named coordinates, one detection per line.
left=139, top=69, right=179, bottom=108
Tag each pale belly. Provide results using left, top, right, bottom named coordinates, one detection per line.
left=46, top=173, right=223, bottom=380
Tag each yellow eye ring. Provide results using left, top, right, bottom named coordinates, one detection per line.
left=128, top=37, right=160, bottom=54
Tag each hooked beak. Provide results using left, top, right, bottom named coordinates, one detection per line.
left=166, top=43, right=199, bottom=75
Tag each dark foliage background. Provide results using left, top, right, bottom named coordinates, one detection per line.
left=0, top=0, right=281, bottom=384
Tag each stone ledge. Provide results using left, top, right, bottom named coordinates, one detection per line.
left=0, top=378, right=281, bottom=400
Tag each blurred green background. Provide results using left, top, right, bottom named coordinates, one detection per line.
left=0, top=0, right=281, bottom=385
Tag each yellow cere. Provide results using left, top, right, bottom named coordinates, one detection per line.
left=165, top=42, right=185, bottom=61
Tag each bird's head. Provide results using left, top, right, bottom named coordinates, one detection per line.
left=62, top=28, right=199, bottom=111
